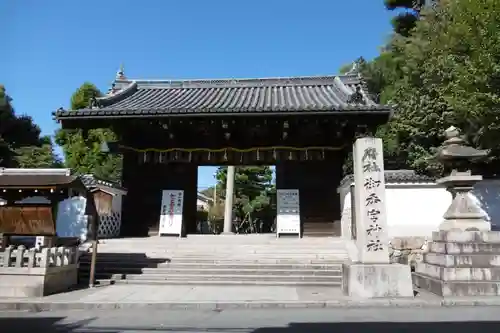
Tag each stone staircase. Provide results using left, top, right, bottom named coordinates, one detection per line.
left=302, top=222, right=340, bottom=237
left=78, top=235, right=348, bottom=286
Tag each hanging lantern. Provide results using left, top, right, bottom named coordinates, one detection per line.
left=256, top=149, right=260, bottom=161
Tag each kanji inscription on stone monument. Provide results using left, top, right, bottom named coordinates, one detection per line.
left=353, top=137, right=390, bottom=263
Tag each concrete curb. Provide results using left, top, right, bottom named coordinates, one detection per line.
left=2, top=298, right=500, bottom=312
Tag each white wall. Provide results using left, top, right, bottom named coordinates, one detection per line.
left=384, top=186, right=450, bottom=237
left=339, top=179, right=500, bottom=239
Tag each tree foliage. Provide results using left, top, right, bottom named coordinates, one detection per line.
left=384, top=0, right=427, bottom=36
left=350, top=0, right=500, bottom=177
left=55, top=83, right=122, bottom=181
left=216, top=166, right=274, bottom=232
left=0, top=85, right=61, bottom=168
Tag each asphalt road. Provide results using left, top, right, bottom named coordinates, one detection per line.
left=0, top=307, right=499, bottom=333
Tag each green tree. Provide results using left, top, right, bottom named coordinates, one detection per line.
left=378, top=0, right=500, bottom=175
left=14, top=144, right=63, bottom=168
left=0, top=85, right=61, bottom=168
left=55, top=83, right=122, bottom=181
left=216, top=166, right=274, bottom=232
left=385, top=0, right=427, bottom=36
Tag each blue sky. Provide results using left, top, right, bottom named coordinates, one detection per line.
left=1, top=0, right=394, bottom=190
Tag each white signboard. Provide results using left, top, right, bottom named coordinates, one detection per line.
left=159, top=190, right=184, bottom=237
left=276, top=189, right=301, bottom=237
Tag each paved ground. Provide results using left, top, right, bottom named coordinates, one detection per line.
left=4, top=284, right=500, bottom=311
left=6, top=284, right=347, bottom=303
left=0, top=307, right=499, bottom=332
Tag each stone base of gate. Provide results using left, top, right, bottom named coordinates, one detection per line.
left=342, top=262, right=414, bottom=298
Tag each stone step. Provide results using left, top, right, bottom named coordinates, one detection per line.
left=97, top=246, right=347, bottom=250
left=78, top=262, right=342, bottom=270
left=429, top=242, right=500, bottom=254
left=424, top=253, right=500, bottom=268
left=416, top=262, right=500, bottom=281
left=432, top=231, right=500, bottom=244
left=81, top=250, right=348, bottom=255
left=93, top=248, right=348, bottom=253
left=81, top=273, right=342, bottom=283
left=79, top=257, right=346, bottom=265
left=78, top=267, right=341, bottom=276
left=90, top=253, right=348, bottom=258
left=100, top=236, right=341, bottom=241
left=98, top=238, right=344, bottom=242
left=88, top=279, right=341, bottom=287
left=413, top=272, right=500, bottom=297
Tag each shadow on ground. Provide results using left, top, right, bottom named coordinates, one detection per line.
left=0, top=317, right=112, bottom=333
left=1, top=317, right=500, bottom=333
left=253, top=322, right=500, bottom=333
left=78, top=252, right=171, bottom=284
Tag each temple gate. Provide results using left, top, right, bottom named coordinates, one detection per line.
left=55, top=69, right=391, bottom=238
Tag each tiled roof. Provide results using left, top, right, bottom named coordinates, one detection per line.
left=55, top=74, right=391, bottom=119
left=0, top=174, right=84, bottom=189
left=338, top=170, right=436, bottom=189
left=80, top=174, right=127, bottom=194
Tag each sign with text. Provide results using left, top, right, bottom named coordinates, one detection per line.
left=276, top=189, right=301, bottom=237
left=159, top=190, right=184, bottom=237
left=0, top=206, right=56, bottom=236
left=353, top=137, right=390, bottom=263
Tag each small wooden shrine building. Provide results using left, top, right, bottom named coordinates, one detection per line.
left=54, top=67, right=392, bottom=237
left=0, top=168, right=96, bottom=245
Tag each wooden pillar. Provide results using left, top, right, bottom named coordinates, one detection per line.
left=120, top=152, right=139, bottom=237
left=180, top=164, right=198, bottom=236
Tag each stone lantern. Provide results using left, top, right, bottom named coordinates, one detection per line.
left=412, top=128, right=500, bottom=297
left=435, top=126, right=490, bottom=231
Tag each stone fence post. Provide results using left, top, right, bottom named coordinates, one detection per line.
left=0, top=245, right=77, bottom=268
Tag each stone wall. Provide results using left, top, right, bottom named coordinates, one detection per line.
left=389, top=237, right=429, bottom=270
left=0, top=245, right=79, bottom=297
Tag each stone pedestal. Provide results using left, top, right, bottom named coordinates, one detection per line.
left=343, top=263, right=414, bottom=298
left=437, top=173, right=491, bottom=232
left=413, top=230, right=500, bottom=297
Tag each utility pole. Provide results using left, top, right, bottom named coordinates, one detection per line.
left=223, top=166, right=235, bottom=234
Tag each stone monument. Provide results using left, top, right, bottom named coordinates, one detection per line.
left=412, top=126, right=500, bottom=296
left=342, top=137, right=414, bottom=298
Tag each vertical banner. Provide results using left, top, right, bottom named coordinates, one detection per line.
left=276, top=189, right=301, bottom=237
left=159, top=190, right=184, bottom=236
